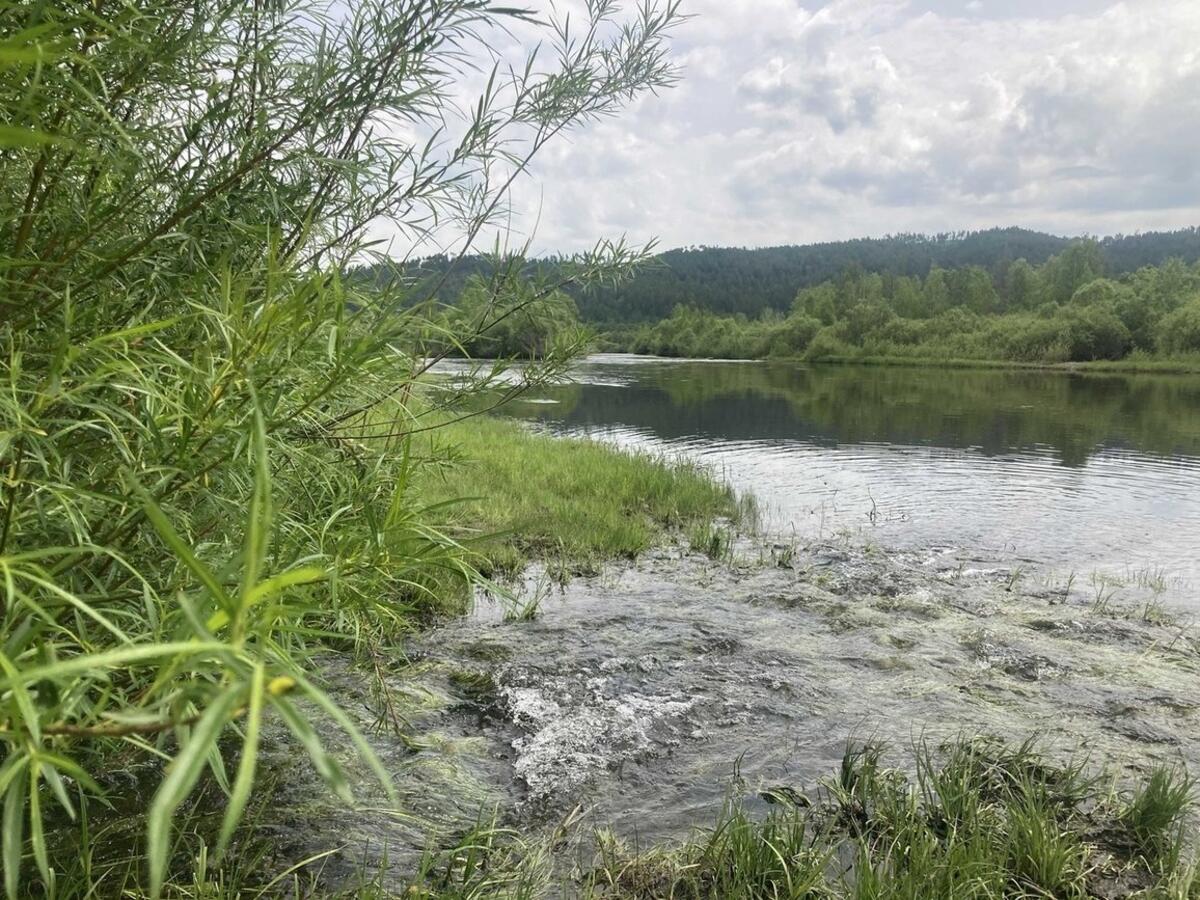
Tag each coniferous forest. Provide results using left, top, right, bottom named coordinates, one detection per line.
left=360, top=227, right=1200, bottom=364
left=357, top=227, right=1199, bottom=318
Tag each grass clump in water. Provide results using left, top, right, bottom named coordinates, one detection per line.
left=1121, top=766, right=1196, bottom=867
left=416, top=417, right=748, bottom=577
left=688, top=520, right=737, bottom=561
left=407, top=810, right=551, bottom=900
left=583, top=737, right=1197, bottom=899
left=84, top=738, right=1190, bottom=897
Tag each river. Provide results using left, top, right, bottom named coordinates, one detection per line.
left=266, top=356, right=1200, bottom=889
left=497, top=355, right=1200, bottom=599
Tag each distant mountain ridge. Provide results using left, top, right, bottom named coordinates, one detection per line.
left=355, top=226, right=1200, bottom=323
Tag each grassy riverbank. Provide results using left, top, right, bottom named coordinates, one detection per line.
left=37, top=420, right=746, bottom=895
left=416, top=416, right=748, bottom=578
left=776, top=352, right=1200, bottom=375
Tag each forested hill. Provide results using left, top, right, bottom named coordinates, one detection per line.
left=577, top=229, right=1073, bottom=321
left=355, top=226, right=1200, bottom=323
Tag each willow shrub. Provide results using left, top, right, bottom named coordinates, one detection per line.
left=0, top=1, right=679, bottom=894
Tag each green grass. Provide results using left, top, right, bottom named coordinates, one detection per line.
left=0, top=1, right=683, bottom=894
left=1122, top=766, right=1196, bottom=865
left=581, top=737, right=1197, bottom=900
left=779, top=352, right=1200, bottom=375
left=687, top=519, right=737, bottom=561
left=53, top=736, right=1195, bottom=898
left=415, top=416, right=749, bottom=577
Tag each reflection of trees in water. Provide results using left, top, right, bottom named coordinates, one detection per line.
left=509, top=363, right=1200, bottom=468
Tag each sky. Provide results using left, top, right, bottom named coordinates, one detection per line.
left=387, top=0, right=1200, bottom=256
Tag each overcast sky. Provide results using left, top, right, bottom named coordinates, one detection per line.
left=396, top=0, right=1200, bottom=256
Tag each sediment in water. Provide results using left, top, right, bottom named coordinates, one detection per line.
left=259, top=537, right=1199, bottom=889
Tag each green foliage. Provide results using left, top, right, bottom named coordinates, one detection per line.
left=1120, top=766, right=1195, bottom=864
left=440, top=276, right=588, bottom=359
left=629, top=306, right=755, bottom=358
left=1157, top=298, right=1200, bottom=355
left=414, top=416, right=744, bottom=577
left=583, top=738, right=1197, bottom=899
left=0, top=0, right=681, bottom=894
left=997, top=305, right=1132, bottom=362
left=1059, top=305, right=1134, bottom=361
left=766, top=314, right=823, bottom=357
left=358, top=228, right=1200, bottom=325
left=615, top=251, right=1200, bottom=365
left=628, top=306, right=822, bottom=359
left=1042, top=239, right=1107, bottom=305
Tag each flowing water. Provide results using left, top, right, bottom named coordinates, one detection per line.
left=267, top=358, right=1200, bottom=889
left=496, top=355, right=1200, bottom=595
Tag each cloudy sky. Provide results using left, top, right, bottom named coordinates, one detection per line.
left=466, top=0, right=1199, bottom=255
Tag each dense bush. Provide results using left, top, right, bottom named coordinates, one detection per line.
left=1000, top=313, right=1073, bottom=362
left=442, top=276, right=587, bottom=358
left=1058, top=305, right=1134, bottom=361
left=0, top=2, right=677, bottom=895
left=629, top=307, right=828, bottom=359
left=1157, top=298, right=1200, bottom=355
left=833, top=300, right=898, bottom=345
left=805, top=327, right=855, bottom=361
left=761, top=314, right=822, bottom=357
left=617, top=254, right=1200, bottom=364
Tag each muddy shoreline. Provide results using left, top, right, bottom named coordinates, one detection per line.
left=260, top=536, right=1199, bottom=890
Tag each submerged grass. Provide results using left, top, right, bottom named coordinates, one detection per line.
left=50, top=735, right=1194, bottom=898
left=414, top=416, right=750, bottom=577
left=581, top=737, right=1197, bottom=900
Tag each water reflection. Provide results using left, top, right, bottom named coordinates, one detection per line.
left=498, top=355, right=1200, bottom=592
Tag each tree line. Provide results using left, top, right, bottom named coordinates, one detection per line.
left=356, top=226, right=1200, bottom=325
left=622, top=243, right=1200, bottom=363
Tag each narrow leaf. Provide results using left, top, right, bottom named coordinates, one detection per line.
left=3, top=779, right=25, bottom=900
left=146, top=686, right=241, bottom=899
left=217, top=665, right=265, bottom=858
left=132, top=478, right=235, bottom=616
left=206, top=567, right=325, bottom=632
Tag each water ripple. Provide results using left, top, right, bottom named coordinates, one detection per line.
left=511, top=359, right=1200, bottom=601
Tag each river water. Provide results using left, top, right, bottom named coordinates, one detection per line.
left=497, top=355, right=1200, bottom=598
left=267, top=357, right=1200, bottom=889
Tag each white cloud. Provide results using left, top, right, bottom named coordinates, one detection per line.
left=397, top=0, right=1200, bottom=254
